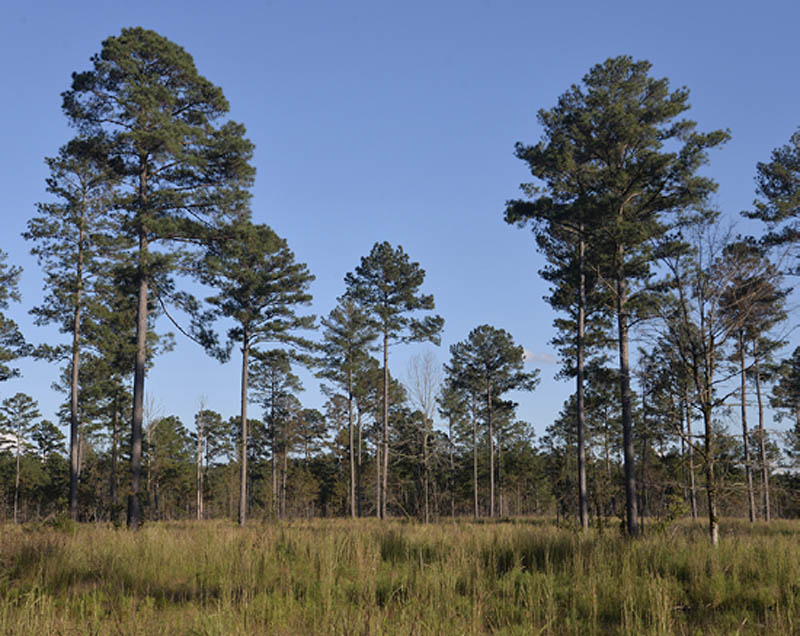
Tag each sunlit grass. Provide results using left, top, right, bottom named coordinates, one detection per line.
left=0, top=517, right=798, bottom=634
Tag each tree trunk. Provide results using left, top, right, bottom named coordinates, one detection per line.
left=449, top=417, right=455, bottom=519
left=703, top=405, right=718, bottom=545
left=357, top=406, right=363, bottom=517
left=238, top=330, right=249, bottom=527
left=69, top=218, right=84, bottom=521
left=423, top=413, right=430, bottom=523
left=576, top=235, right=589, bottom=530
left=472, top=395, right=479, bottom=519
left=684, top=384, right=697, bottom=520
left=14, top=427, right=20, bottom=524
left=754, top=352, right=770, bottom=521
left=127, top=228, right=148, bottom=531
left=348, top=369, right=356, bottom=518
left=381, top=331, right=389, bottom=519
left=110, top=396, right=119, bottom=523
left=616, top=270, right=638, bottom=536
left=739, top=336, right=756, bottom=522
left=196, top=415, right=204, bottom=521
left=487, top=379, right=495, bottom=518
left=375, top=434, right=381, bottom=518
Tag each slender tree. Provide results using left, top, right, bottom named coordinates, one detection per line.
left=63, top=27, right=255, bottom=529
left=317, top=298, right=377, bottom=517
left=747, top=127, right=800, bottom=271
left=511, top=56, right=728, bottom=535
left=200, top=220, right=313, bottom=526
left=345, top=242, right=443, bottom=518
left=25, top=134, right=118, bottom=520
left=0, top=250, right=29, bottom=383
left=0, top=393, right=41, bottom=523
left=445, top=325, right=539, bottom=517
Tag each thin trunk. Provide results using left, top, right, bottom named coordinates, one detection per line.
left=488, top=379, right=494, bottom=518
left=685, top=384, right=697, bottom=520
left=739, top=336, right=755, bottom=522
left=281, top=443, right=288, bottom=518
left=357, top=406, right=363, bottom=517
left=110, top=395, right=119, bottom=522
left=497, top=426, right=503, bottom=517
left=472, top=395, right=479, bottom=519
left=754, top=353, right=770, bottom=521
left=196, top=416, right=203, bottom=521
left=703, top=404, right=719, bottom=545
left=616, top=270, right=638, bottom=536
left=576, top=235, right=589, bottom=530
left=348, top=369, right=356, bottom=518
left=69, top=217, right=84, bottom=521
left=14, top=427, right=20, bottom=524
left=238, top=330, right=249, bottom=527
left=127, top=227, right=148, bottom=530
left=381, top=331, right=389, bottom=519
left=375, top=434, right=381, bottom=518
left=423, top=414, right=430, bottom=523
left=449, top=417, right=455, bottom=519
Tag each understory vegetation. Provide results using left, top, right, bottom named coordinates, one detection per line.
left=1, top=518, right=799, bottom=635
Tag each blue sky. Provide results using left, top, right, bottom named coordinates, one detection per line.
left=1, top=0, right=798, bottom=440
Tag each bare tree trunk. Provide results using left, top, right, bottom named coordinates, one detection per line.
left=703, top=404, right=718, bottom=545
left=472, top=396, right=479, bottom=519
left=487, top=379, right=495, bottom=518
left=238, top=331, right=249, bottom=527
left=576, top=235, right=589, bottom=530
left=14, top=428, right=20, bottom=524
left=110, top=397, right=119, bottom=523
left=616, top=270, right=638, bottom=536
left=348, top=370, right=356, bottom=518
left=684, top=385, right=697, bottom=520
left=739, top=337, right=756, bottom=522
left=281, top=444, right=288, bottom=518
left=375, top=435, right=381, bottom=518
left=423, top=414, right=430, bottom=523
left=449, top=417, right=455, bottom=519
left=128, top=229, right=148, bottom=530
left=357, top=407, right=363, bottom=517
left=754, top=353, right=770, bottom=521
left=69, top=219, right=84, bottom=521
left=381, top=331, right=389, bottom=519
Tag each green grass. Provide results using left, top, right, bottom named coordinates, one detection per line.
left=0, top=517, right=798, bottom=634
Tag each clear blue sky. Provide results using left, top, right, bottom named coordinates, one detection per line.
left=1, top=0, right=798, bottom=440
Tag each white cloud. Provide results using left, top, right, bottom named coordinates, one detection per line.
left=523, top=349, right=556, bottom=365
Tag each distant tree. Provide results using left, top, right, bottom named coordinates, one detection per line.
left=0, top=393, right=41, bottom=523
left=317, top=297, right=377, bottom=517
left=200, top=220, right=313, bottom=526
left=436, top=380, right=468, bottom=519
left=63, top=27, right=255, bottom=529
left=0, top=249, right=29, bottom=383
left=345, top=242, right=443, bottom=518
left=747, top=128, right=800, bottom=271
left=515, top=56, right=728, bottom=536
left=445, top=325, right=539, bottom=517
left=32, top=420, right=66, bottom=461
left=406, top=350, right=442, bottom=523
left=251, top=349, right=304, bottom=519
left=25, top=134, right=118, bottom=520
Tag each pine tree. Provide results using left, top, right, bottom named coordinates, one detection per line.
left=509, top=56, right=728, bottom=536
left=444, top=325, right=539, bottom=517
left=200, top=220, right=313, bottom=526
left=317, top=298, right=377, bottom=517
left=0, top=250, right=29, bottom=382
left=62, top=27, right=255, bottom=529
left=0, top=393, right=41, bottom=523
left=345, top=242, right=443, bottom=519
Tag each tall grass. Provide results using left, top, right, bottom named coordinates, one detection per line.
left=0, top=517, right=798, bottom=634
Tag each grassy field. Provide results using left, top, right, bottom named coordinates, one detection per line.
left=0, top=517, right=798, bottom=635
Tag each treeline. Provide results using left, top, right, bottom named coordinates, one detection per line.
left=0, top=30, right=799, bottom=542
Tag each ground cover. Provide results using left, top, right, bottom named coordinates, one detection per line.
left=0, top=517, right=797, bottom=634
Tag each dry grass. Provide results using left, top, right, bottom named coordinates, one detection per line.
left=0, top=517, right=798, bottom=634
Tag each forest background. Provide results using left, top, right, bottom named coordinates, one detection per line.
left=1, top=1, right=799, bottom=524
